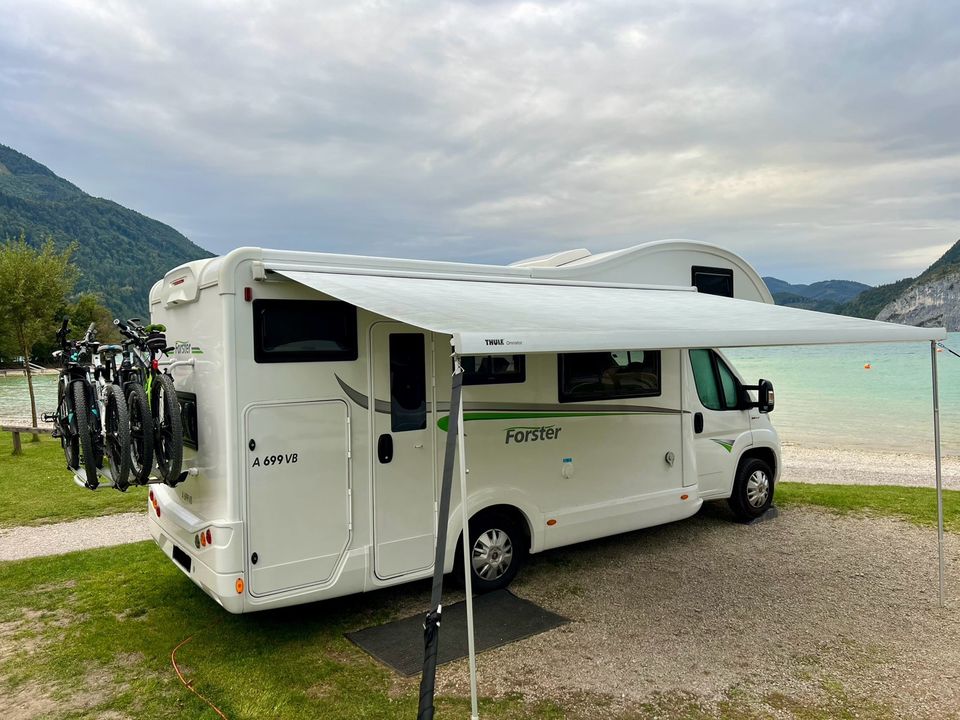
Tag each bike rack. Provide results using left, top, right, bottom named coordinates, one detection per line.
left=73, top=461, right=194, bottom=491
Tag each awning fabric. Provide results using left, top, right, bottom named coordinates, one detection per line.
left=275, top=269, right=946, bottom=354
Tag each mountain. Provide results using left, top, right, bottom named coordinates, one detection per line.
left=874, top=238, right=960, bottom=331
left=0, top=143, right=213, bottom=319
left=763, top=277, right=871, bottom=313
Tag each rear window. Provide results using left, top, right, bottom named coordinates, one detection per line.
left=253, top=299, right=358, bottom=363
left=558, top=350, right=660, bottom=403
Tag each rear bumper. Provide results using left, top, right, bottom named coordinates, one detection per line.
left=148, top=488, right=246, bottom=614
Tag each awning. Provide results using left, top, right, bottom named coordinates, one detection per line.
left=273, top=269, right=945, bottom=353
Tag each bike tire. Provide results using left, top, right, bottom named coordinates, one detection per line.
left=58, top=379, right=79, bottom=470
left=153, top=373, right=183, bottom=485
left=73, top=381, right=99, bottom=489
left=104, top=384, right=132, bottom=491
left=127, top=383, right=154, bottom=485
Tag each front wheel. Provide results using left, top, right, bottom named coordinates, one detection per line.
left=455, top=510, right=527, bottom=593
left=73, top=382, right=99, bottom=490
left=103, top=384, right=132, bottom=491
left=152, top=373, right=183, bottom=485
left=126, top=383, right=154, bottom=485
left=728, top=457, right=774, bottom=522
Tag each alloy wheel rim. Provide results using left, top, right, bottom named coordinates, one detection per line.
left=746, top=470, right=770, bottom=508
left=472, top=528, right=514, bottom=581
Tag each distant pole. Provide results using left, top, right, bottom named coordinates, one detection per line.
left=931, top=341, right=945, bottom=608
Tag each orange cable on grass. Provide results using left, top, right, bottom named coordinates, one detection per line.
left=171, top=630, right=230, bottom=720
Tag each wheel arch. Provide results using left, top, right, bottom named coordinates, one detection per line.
left=738, top=445, right=778, bottom=481
left=444, top=502, right=534, bottom=574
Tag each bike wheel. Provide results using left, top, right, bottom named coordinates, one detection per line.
left=152, top=373, right=183, bottom=485
left=73, top=381, right=99, bottom=489
left=104, top=384, right=132, bottom=491
left=127, top=383, right=154, bottom=485
left=58, top=380, right=79, bottom=470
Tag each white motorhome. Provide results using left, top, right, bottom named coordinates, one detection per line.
left=148, top=240, right=780, bottom=613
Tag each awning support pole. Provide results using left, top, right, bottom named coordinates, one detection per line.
left=417, top=363, right=464, bottom=720
left=931, top=341, right=945, bottom=608
left=456, top=354, right=480, bottom=720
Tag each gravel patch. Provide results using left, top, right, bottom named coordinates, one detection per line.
left=782, top=442, right=960, bottom=489
left=0, top=513, right=148, bottom=561
left=435, top=506, right=960, bottom=718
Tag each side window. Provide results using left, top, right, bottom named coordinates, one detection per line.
left=690, top=349, right=722, bottom=410
left=389, top=334, right=427, bottom=432
left=253, top=299, right=358, bottom=363
left=461, top=355, right=525, bottom=385
left=558, top=350, right=660, bottom=403
left=690, top=349, right=741, bottom=411
left=691, top=266, right=734, bottom=298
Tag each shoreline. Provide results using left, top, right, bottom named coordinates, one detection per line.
left=3, top=416, right=957, bottom=490
left=781, top=441, right=960, bottom=490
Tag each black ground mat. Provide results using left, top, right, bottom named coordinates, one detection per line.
left=346, top=589, right=569, bottom=676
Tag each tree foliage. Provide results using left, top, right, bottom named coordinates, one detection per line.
left=0, top=236, right=78, bottom=428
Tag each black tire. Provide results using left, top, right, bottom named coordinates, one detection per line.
left=454, top=509, right=527, bottom=594
left=103, top=384, right=132, bottom=491
left=58, top=380, right=79, bottom=470
left=126, top=383, right=154, bottom=485
left=728, top=456, right=774, bottom=522
left=73, top=381, right=99, bottom=490
left=152, top=373, right=183, bottom=485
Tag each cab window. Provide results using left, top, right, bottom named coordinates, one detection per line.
left=690, top=349, right=741, bottom=411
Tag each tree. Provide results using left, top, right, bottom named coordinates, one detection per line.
left=0, top=235, right=77, bottom=441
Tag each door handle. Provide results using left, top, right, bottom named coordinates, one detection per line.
left=378, top=434, right=394, bottom=464
left=694, top=412, right=704, bottom=434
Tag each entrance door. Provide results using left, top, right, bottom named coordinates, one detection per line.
left=370, top=323, right=436, bottom=579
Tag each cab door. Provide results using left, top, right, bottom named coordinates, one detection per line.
left=689, top=349, right=753, bottom=497
left=370, top=323, right=437, bottom=579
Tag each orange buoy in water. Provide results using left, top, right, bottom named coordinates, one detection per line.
left=864, top=363, right=872, bottom=370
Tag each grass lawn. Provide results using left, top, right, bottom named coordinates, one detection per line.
left=0, top=542, right=565, bottom=720
left=0, top=433, right=145, bottom=528
left=777, top=481, right=960, bottom=533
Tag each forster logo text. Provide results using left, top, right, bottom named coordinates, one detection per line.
left=505, top=425, right=562, bottom=444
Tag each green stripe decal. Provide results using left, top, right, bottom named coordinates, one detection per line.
left=712, top=439, right=735, bottom=453
left=437, top=411, right=652, bottom=432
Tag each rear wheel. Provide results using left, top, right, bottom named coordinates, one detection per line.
left=455, top=509, right=527, bottom=593
left=73, top=382, right=99, bottom=490
left=728, top=457, right=774, bottom=522
left=103, top=384, right=132, bottom=491
left=58, top=380, right=79, bottom=470
left=152, top=373, right=183, bottom=485
left=126, top=383, right=153, bottom=485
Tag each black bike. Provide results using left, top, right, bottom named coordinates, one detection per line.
left=114, top=318, right=183, bottom=486
left=45, top=319, right=104, bottom=489
left=91, top=341, right=134, bottom=491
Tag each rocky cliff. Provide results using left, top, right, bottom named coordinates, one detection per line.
left=876, top=269, right=960, bottom=331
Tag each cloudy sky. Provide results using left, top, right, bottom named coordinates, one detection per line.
left=1, top=0, right=958, bottom=284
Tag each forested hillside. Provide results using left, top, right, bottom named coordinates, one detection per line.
left=0, top=144, right=212, bottom=319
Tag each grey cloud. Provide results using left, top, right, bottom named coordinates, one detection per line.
left=0, top=0, right=958, bottom=284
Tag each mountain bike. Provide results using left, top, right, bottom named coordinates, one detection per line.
left=91, top=341, right=133, bottom=491
left=45, top=319, right=103, bottom=489
left=115, top=318, right=184, bottom=486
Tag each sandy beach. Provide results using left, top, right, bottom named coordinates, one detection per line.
left=781, top=441, right=960, bottom=490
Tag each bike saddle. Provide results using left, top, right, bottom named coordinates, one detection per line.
left=99, top=344, right=123, bottom=352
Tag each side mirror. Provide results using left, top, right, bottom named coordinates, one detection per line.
left=756, top=379, right=774, bottom=413
left=743, top=379, right=775, bottom=414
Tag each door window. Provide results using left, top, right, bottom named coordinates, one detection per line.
left=690, top=349, right=742, bottom=411
left=389, top=334, right=427, bottom=432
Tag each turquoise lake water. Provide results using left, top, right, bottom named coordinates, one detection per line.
left=2, top=333, right=958, bottom=455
